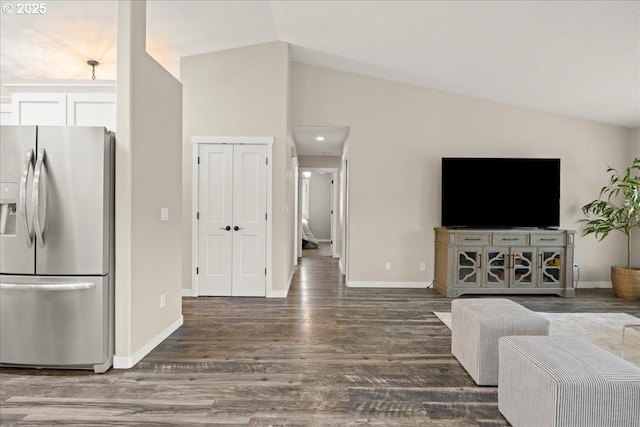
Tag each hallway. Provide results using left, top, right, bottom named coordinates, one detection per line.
left=301, top=241, right=332, bottom=257
left=2, top=255, right=639, bottom=425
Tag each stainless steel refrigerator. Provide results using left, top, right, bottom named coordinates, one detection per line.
left=0, top=125, right=114, bottom=373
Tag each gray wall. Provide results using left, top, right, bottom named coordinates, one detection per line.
left=181, top=41, right=294, bottom=295
left=115, top=0, right=183, bottom=364
left=180, top=41, right=636, bottom=291
left=292, top=61, right=632, bottom=287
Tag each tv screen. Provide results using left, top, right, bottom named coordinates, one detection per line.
left=441, top=157, right=560, bottom=228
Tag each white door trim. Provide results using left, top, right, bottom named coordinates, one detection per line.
left=191, top=136, right=274, bottom=297
left=341, top=149, right=350, bottom=277
left=298, top=167, right=339, bottom=258
left=293, top=158, right=299, bottom=266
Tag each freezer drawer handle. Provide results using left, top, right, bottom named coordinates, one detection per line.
left=33, top=148, right=50, bottom=248
left=0, top=282, right=96, bottom=291
left=20, top=149, right=36, bottom=247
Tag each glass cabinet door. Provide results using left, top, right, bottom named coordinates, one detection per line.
left=540, top=249, right=563, bottom=287
left=484, top=248, right=508, bottom=288
left=455, top=249, right=480, bottom=286
left=512, top=249, right=535, bottom=288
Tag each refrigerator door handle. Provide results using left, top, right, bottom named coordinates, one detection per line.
left=19, top=149, right=36, bottom=248
left=33, top=148, right=50, bottom=248
left=0, top=282, right=96, bottom=291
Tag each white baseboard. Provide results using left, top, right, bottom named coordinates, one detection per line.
left=182, top=288, right=197, bottom=297
left=269, top=289, right=288, bottom=298
left=347, top=281, right=432, bottom=289
left=339, top=259, right=345, bottom=275
left=576, top=281, right=612, bottom=289
left=113, top=315, right=183, bottom=369
left=267, top=270, right=293, bottom=298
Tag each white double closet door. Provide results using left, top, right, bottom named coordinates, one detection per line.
left=198, top=144, right=267, bottom=296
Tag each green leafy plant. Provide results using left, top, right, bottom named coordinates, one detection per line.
left=580, top=157, right=640, bottom=269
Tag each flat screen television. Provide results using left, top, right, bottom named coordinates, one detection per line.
left=441, top=157, right=560, bottom=229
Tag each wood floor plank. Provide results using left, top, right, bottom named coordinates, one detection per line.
left=16, top=414, right=248, bottom=426
left=2, top=397, right=216, bottom=418
left=2, top=254, right=639, bottom=426
left=117, top=372, right=304, bottom=387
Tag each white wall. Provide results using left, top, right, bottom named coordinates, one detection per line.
left=292, top=61, right=631, bottom=287
left=308, top=173, right=332, bottom=240
left=181, top=41, right=294, bottom=296
left=115, top=0, right=183, bottom=367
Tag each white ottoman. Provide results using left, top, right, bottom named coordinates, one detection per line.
left=451, top=298, right=549, bottom=385
left=498, top=336, right=640, bottom=427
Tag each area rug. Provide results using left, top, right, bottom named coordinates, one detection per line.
left=434, top=311, right=640, bottom=367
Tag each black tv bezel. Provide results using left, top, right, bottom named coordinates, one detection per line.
left=440, top=157, right=561, bottom=229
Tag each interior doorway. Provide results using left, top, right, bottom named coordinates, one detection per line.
left=298, top=168, right=338, bottom=258
left=290, top=125, right=350, bottom=273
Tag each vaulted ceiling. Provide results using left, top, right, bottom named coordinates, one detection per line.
left=1, top=1, right=638, bottom=131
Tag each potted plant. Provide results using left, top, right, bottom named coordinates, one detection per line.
left=580, top=157, right=640, bottom=299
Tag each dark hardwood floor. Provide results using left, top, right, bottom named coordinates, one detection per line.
left=2, top=256, right=639, bottom=426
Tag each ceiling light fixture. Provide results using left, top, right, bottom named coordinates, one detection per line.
left=87, top=60, right=99, bottom=80
left=315, top=136, right=325, bottom=141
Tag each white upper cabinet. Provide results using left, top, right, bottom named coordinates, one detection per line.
left=0, top=97, right=13, bottom=125
left=12, top=93, right=67, bottom=125
left=5, top=83, right=116, bottom=131
left=66, top=93, right=116, bottom=130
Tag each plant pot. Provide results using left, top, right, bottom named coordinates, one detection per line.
left=611, top=266, right=640, bottom=300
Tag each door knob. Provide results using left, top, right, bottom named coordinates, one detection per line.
left=234, top=226, right=243, bottom=231
left=219, top=226, right=231, bottom=231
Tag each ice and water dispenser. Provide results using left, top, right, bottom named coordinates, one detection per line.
left=0, top=183, right=17, bottom=235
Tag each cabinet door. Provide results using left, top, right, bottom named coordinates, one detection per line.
left=0, top=99, right=12, bottom=125
left=511, top=248, right=536, bottom=288
left=454, top=248, right=481, bottom=287
left=12, top=93, right=66, bottom=125
left=538, top=248, right=564, bottom=287
left=485, top=247, right=536, bottom=288
left=484, top=248, right=509, bottom=288
left=67, top=93, right=116, bottom=131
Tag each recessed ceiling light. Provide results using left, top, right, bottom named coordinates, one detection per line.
left=315, top=136, right=325, bottom=141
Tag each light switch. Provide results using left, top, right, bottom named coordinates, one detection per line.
left=161, top=208, right=169, bottom=221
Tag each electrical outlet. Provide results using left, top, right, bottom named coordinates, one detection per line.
left=161, top=208, right=169, bottom=221
left=420, top=262, right=426, bottom=271
left=160, top=294, right=166, bottom=308
left=385, top=262, right=391, bottom=271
